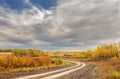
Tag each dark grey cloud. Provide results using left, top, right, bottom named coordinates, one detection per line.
left=0, top=0, right=120, bottom=50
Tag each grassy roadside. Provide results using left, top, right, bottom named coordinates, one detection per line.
left=0, top=61, right=73, bottom=76
left=73, top=59, right=120, bottom=79
left=88, top=60, right=120, bottom=79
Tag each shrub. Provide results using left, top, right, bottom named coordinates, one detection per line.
left=38, top=55, right=51, bottom=66
left=110, top=71, right=120, bottom=79
left=54, top=59, right=63, bottom=65
left=0, top=55, right=52, bottom=70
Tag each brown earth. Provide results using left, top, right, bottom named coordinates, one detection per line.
left=57, top=63, right=100, bottom=79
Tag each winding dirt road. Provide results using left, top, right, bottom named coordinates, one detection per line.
left=14, top=61, right=86, bottom=79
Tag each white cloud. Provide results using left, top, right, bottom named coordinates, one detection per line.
left=0, top=0, right=120, bottom=50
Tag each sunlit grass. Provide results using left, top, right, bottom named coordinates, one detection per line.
left=110, top=71, right=120, bottom=79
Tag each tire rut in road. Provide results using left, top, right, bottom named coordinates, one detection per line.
left=57, top=64, right=100, bottom=79
left=32, top=64, right=83, bottom=79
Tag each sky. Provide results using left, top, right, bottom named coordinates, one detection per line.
left=0, top=0, right=120, bottom=51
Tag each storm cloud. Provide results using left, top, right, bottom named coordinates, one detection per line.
left=0, top=0, right=120, bottom=50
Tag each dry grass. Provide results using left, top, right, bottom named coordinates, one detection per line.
left=0, top=52, right=13, bottom=58
left=89, top=60, right=120, bottom=79
left=0, top=60, right=73, bottom=76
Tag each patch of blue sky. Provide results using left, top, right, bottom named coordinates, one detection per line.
left=29, top=0, right=58, bottom=10
left=0, top=0, right=58, bottom=11
left=0, top=0, right=31, bottom=11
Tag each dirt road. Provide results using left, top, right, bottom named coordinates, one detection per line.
left=1, top=61, right=100, bottom=79
left=15, top=61, right=87, bottom=79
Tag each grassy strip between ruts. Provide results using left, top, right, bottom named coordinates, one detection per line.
left=0, top=61, right=74, bottom=76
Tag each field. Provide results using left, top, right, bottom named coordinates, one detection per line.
left=0, top=52, right=13, bottom=58
left=0, top=43, right=120, bottom=79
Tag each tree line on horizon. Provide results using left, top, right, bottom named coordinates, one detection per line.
left=0, top=49, right=44, bottom=56
left=73, top=44, right=120, bottom=60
